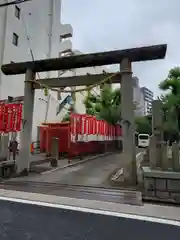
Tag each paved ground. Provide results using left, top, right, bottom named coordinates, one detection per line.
left=29, top=154, right=71, bottom=171
left=29, top=153, right=111, bottom=173
left=16, top=154, right=120, bottom=186
left=0, top=199, right=179, bottom=240
left=14, top=151, right=141, bottom=186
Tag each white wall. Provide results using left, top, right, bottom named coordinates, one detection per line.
left=0, top=0, right=62, bottom=141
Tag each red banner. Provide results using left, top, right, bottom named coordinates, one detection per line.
left=0, top=103, right=22, bottom=132
left=0, top=104, right=5, bottom=131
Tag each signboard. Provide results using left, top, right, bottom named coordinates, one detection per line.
left=0, top=103, right=22, bottom=132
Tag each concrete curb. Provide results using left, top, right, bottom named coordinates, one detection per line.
left=41, top=152, right=116, bottom=175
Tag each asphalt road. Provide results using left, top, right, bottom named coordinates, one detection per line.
left=0, top=199, right=179, bottom=240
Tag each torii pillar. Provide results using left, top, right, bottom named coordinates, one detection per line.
left=17, top=69, right=35, bottom=174
left=120, top=59, right=136, bottom=184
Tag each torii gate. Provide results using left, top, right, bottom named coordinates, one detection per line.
left=1, top=44, right=167, bottom=184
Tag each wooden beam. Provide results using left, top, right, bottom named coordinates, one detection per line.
left=1, top=44, right=167, bottom=75
left=0, top=96, right=24, bottom=103
left=33, top=72, right=122, bottom=89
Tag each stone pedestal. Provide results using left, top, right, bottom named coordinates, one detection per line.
left=142, top=166, right=180, bottom=202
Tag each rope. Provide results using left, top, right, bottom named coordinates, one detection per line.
left=0, top=0, right=31, bottom=8
left=26, top=71, right=119, bottom=94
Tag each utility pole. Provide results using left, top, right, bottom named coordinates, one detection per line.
left=44, top=0, right=54, bottom=122
left=44, top=94, right=50, bottom=122
left=71, top=70, right=76, bottom=113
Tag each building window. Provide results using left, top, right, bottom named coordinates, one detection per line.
left=12, top=33, right=19, bottom=46
left=15, top=5, right=20, bottom=19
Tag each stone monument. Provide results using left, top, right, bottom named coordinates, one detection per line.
left=142, top=100, right=180, bottom=202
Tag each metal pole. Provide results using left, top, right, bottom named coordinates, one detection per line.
left=47, top=0, right=53, bottom=78
left=44, top=94, right=50, bottom=122
left=43, top=0, right=54, bottom=122
left=71, top=70, right=76, bottom=112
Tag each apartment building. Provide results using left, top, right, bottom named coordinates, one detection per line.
left=141, top=87, right=154, bottom=115
left=133, top=77, right=145, bottom=117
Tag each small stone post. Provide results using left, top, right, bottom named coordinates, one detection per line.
left=172, top=142, right=180, bottom=171
left=152, top=100, right=163, bottom=168
left=50, top=137, right=59, bottom=167
left=1, top=134, right=9, bottom=160
left=161, top=142, right=168, bottom=170
left=149, top=135, right=157, bottom=169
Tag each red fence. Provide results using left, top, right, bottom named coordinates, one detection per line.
left=0, top=103, right=23, bottom=133
left=69, top=113, right=122, bottom=157
left=39, top=114, right=122, bottom=158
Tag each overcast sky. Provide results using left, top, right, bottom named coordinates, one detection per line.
left=61, top=0, right=179, bottom=97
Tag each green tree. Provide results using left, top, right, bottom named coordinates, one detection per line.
left=135, top=116, right=152, bottom=134
left=159, top=67, right=180, bottom=132
left=158, top=93, right=178, bottom=142
left=61, top=106, right=75, bottom=122
left=84, top=84, right=121, bottom=125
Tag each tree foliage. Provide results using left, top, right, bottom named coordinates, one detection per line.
left=135, top=116, right=152, bottom=134
left=159, top=67, right=180, bottom=134
left=84, top=84, right=121, bottom=125
left=61, top=106, right=74, bottom=122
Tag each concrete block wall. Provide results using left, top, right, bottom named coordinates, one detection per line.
left=144, top=177, right=180, bottom=202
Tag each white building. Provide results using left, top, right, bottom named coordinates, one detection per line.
left=0, top=0, right=106, bottom=141
left=0, top=0, right=66, bottom=141
left=133, top=77, right=145, bottom=117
